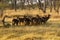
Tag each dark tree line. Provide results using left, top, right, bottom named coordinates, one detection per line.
left=38, top=0, right=60, bottom=13
left=0, top=0, right=60, bottom=17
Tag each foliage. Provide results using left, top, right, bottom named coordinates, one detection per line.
left=0, top=2, right=9, bottom=9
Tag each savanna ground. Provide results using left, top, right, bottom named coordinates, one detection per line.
left=0, top=8, right=60, bottom=40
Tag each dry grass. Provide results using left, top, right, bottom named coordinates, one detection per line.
left=0, top=8, right=60, bottom=40
left=0, top=18, right=60, bottom=40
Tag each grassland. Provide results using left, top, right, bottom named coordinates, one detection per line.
left=0, top=8, right=60, bottom=40
left=0, top=19, right=60, bottom=40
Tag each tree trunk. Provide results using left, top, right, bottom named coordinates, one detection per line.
left=43, top=0, right=46, bottom=13
left=53, top=0, right=56, bottom=11
left=30, top=0, right=34, bottom=9
left=50, top=0, right=52, bottom=12
left=0, top=0, right=4, bottom=17
left=20, top=0, right=25, bottom=9
left=0, top=8, right=3, bottom=17
left=14, top=0, right=17, bottom=11
left=56, top=0, right=60, bottom=13
left=38, top=0, right=42, bottom=9
left=27, top=0, right=30, bottom=10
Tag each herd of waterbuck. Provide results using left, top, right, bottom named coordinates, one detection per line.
left=2, top=14, right=51, bottom=26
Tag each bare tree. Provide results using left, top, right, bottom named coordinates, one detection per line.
left=56, top=0, right=60, bottom=13
left=38, top=0, right=42, bottom=9
left=20, top=0, right=25, bottom=9
left=14, top=0, right=17, bottom=11
left=50, top=0, right=53, bottom=12
left=53, top=0, right=56, bottom=11
left=0, top=0, right=6, bottom=17
left=27, top=0, right=30, bottom=10
left=30, top=0, right=34, bottom=9
left=43, top=0, right=46, bottom=13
